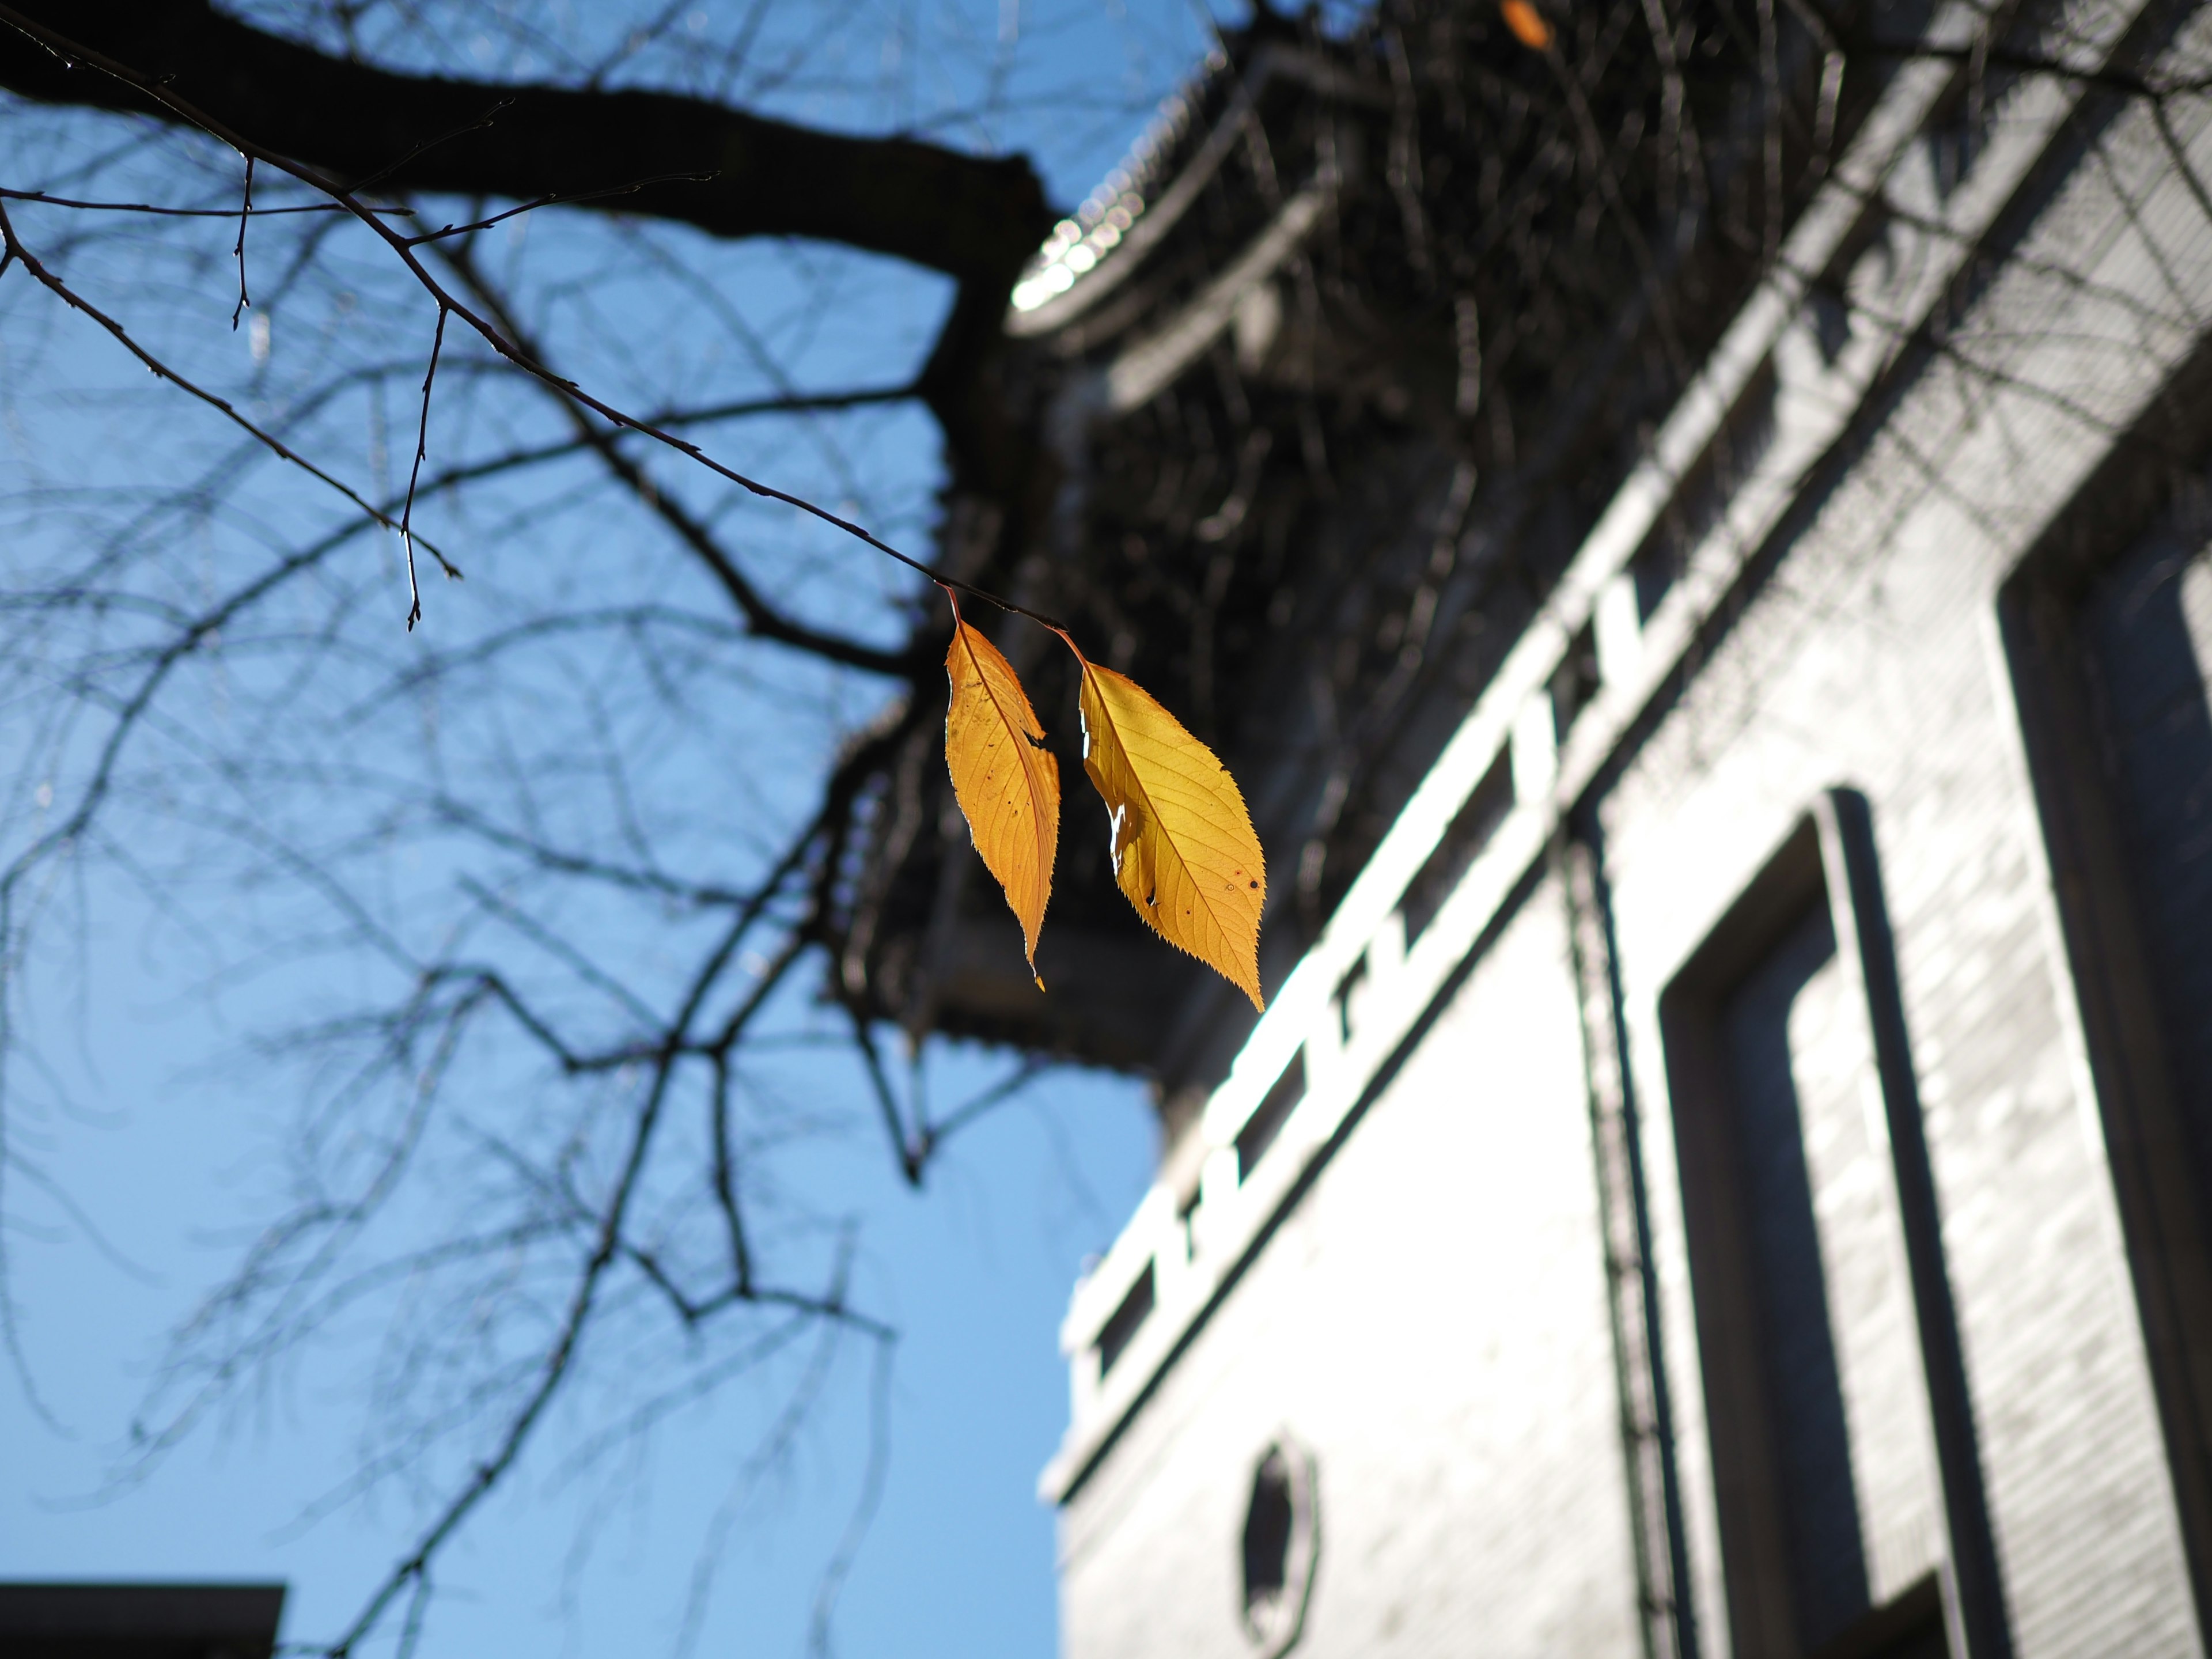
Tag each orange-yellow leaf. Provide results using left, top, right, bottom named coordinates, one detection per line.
left=1501, top=0, right=1553, bottom=47
left=1077, top=662, right=1266, bottom=1010
left=945, top=619, right=1060, bottom=980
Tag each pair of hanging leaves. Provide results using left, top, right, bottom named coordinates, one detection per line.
left=942, top=606, right=1266, bottom=1010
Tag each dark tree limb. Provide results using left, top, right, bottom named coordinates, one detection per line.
left=0, top=0, right=1056, bottom=285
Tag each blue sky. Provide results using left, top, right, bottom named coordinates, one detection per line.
left=2, top=887, right=1156, bottom=1655
left=0, top=3, right=1238, bottom=1653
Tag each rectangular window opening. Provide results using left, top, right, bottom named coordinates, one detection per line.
left=1552, top=621, right=1604, bottom=740
left=1332, top=955, right=1368, bottom=1046
left=1999, top=426, right=2212, bottom=1604
left=1630, top=355, right=1780, bottom=623
left=1809, top=208, right=1895, bottom=372
left=1809, top=287, right=1854, bottom=369
left=1659, top=800, right=1982, bottom=1659
left=1925, top=66, right=2015, bottom=203
left=1236, top=1051, right=1306, bottom=1183
left=1401, top=749, right=1516, bottom=944
left=1096, top=1260, right=1156, bottom=1376
left=1715, top=885, right=1868, bottom=1653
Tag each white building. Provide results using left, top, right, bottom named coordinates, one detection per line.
left=1025, top=3, right=2212, bottom=1655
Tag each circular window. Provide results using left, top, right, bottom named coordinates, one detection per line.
left=1240, top=1438, right=1318, bottom=1654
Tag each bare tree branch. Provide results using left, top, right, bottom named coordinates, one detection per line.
left=0, top=4, right=1070, bottom=638
left=0, top=195, right=461, bottom=573
left=0, top=0, right=1056, bottom=283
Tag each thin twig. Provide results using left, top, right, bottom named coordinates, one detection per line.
left=230, top=154, right=253, bottom=329
left=404, top=171, right=717, bottom=245
left=393, top=1569, right=433, bottom=1659
left=436, top=244, right=921, bottom=673
left=400, top=306, right=451, bottom=631
left=709, top=1051, right=751, bottom=1294
left=344, top=97, right=517, bottom=195
left=808, top=1326, right=894, bottom=1659
left=0, top=197, right=459, bottom=577
left=916, top=1056, right=1051, bottom=1162
left=844, top=1002, right=919, bottom=1183
left=0, top=187, right=411, bottom=218
left=323, top=877, right=790, bottom=1654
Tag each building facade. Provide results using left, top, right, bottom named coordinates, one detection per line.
left=1034, top=2, right=2212, bottom=1656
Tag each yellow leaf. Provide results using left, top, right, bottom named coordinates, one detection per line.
left=1078, top=661, right=1266, bottom=1010
left=945, top=618, right=1059, bottom=982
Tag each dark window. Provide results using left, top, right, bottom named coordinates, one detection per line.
left=1552, top=621, right=1604, bottom=739
left=1632, top=532, right=1680, bottom=626
left=1925, top=69, right=2013, bottom=203
left=1236, top=1052, right=1305, bottom=1182
left=1660, top=801, right=1988, bottom=1659
left=2002, top=446, right=2212, bottom=1617
left=1630, top=357, right=1779, bottom=622
left=1332, top=954, right=1366, bottom=1046
left=1096, top=1262, right=1155, bottom=1376
left=1810, top=286, right=1854, bottom=368
left=1400, top=749, right=1514, bottom=944
left=2077, top=535, right=2212, bottom=1205
left=1720, top=901, right=1868, bottom=1650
